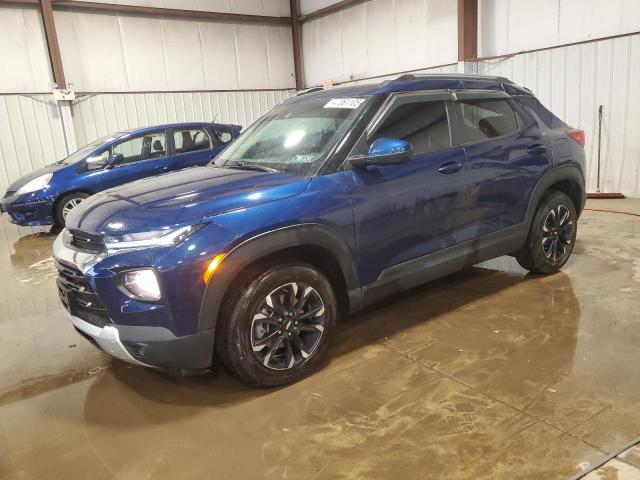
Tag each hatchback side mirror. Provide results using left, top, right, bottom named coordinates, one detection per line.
left=109, top=153, right=125, bottom=167
left=349, top=137, right=413, bottom=168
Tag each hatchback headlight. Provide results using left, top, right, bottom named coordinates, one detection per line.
left=104, top=225, right=203, bottom=251
left=122, top=269, right=161, bottom=301
left=16, top=173, right=53, bottom=195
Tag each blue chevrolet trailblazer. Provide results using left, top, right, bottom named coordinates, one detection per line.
left=53, top=74, right=586, bottom=387
left=1, top=122, right=241, bottom=226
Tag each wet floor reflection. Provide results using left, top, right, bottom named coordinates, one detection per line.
left=1, top=203, right=640, bottom=479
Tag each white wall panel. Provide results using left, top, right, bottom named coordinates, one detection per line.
left=479, top=0, right=640, bottom=57
left=336, top=62, right=458, bottom=86
left=71, top=89, right=296, bottom=147
left=475, top=34, right=640, bottom=197
left=301, top=0, right=458, bottom=86
left=300, top=0, right=342, bottom=15
left=0, top=95, right=68, bottom=192
left=71, top=0, right=290, bottom=16
left=55, top=11, right=295, bottom=92
left=0, top=6, right=53, bottom=93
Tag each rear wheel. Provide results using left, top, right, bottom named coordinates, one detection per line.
left=55, top=192, right=90, bottom=226
left=216, top=263, right=336, bottom=387
left=515, top=190, right=577, bottom=274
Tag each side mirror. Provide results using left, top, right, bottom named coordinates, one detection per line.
left=85, top=154, right=109, bottom=171
left=349, top=137, right=413, bottom=168
left=109, top=153, right=125, bottom=167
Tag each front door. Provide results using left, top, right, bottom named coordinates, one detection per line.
left=98, top=129, right=170, bottom=190
left=345, top=91, right=469, bottom=286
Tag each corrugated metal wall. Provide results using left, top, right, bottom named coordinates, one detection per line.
left=301, top=0, right=458, bottom=86
left=71, top=89, right=296, bottom=147
left=71, top=0, right=290, bottom=16
left=336, top=63, right=459, bottom=86
left=475, top=34, right=640, bottom=196
left=0, top=95, right=69, bottom=193
left=0, top=5, right=53, bottom=93
left=478, top=0, right=640, bottom=57
left=54, top=11, right=295, bottom=92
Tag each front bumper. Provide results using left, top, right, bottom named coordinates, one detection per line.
left=68, top=313, right=151, bottom=367
left=1, top=195, right=54, bottom=226
left=53, top=232, right=215, bottom=373
left=67, top=312, right=215, bottom=373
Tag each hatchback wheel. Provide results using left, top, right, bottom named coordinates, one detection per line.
left=515, top=190, right=577, bottom=274
left=55, top=192, right=90, bottom=226
left=216, top=263, right=336, bottom=387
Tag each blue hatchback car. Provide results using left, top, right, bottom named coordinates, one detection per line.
left=53, top=74, right=586, bottom=386
left=1, top=122, right=241, bottom=226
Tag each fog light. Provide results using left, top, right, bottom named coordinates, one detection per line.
left=122, top=269, right=161, bottom=301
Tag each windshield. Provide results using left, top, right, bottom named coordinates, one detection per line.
left=54, top=133, right=124, bottom=165
left=215, top=97, right=368, bottom=175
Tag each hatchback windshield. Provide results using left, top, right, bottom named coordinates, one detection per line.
left=55, top=133, right=124, bottom=165
left=215, top=97, right=368, bottom=175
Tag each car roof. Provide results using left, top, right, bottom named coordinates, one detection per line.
left=287, top=74, right=521, bottom=104
left=120, top=122, right=209, bottom=135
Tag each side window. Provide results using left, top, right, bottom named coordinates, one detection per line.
left=370, top=99, right=451, bottom=155
left=458, top=99, right=520, bottom=142
left=173, top=128, right=213, bottom=154
left=113, top=132, right=166, bottom=163
left=216, top=130, right=233, bottom=144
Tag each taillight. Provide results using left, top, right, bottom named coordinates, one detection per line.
left=567, top=128, right=585, bottom=147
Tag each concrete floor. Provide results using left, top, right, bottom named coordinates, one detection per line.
left=1, top=199, right=639, bottom=480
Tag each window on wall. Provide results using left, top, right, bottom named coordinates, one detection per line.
left=173, top=128, right=213, bottom=154
left=113, top=132, right=166, bottom=163
left=458, top=99, right=520, bottom=142
left=371, top=99, right=452, bottom=156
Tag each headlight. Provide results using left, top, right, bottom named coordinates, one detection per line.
left=16, top=173, right=53, bottom=195
left=104, top=224, right=203, bottom=251
left=122, top=269, right=161, bottom=301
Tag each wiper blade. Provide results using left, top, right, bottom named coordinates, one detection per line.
left=225, top=164, right=278, bottom=173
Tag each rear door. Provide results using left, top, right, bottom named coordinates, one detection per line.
left=345, top=91, right=469, bottom=286
left=452, top=91, right=553, bottom=237
left=98, top=129, right=170, bottom=190
left=167, top=125, right=220, bottom=171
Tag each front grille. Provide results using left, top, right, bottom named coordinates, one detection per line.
left=68, top=229, right=105, bottom=253
left=55, top=259, right=109, bottom=327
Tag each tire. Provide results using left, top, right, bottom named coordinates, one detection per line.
left=54, top=192, right=90, bottom=226
left=515, top=190, right=577, bottom=274
left=216, top=263, right=336, bottom=387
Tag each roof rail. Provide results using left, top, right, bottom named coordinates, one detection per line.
left=296, top=86, right=324, bottom=96
left=385, top=73, right=512, bottom=84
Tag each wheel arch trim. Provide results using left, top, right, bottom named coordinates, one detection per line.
left=525, top=164, right=586, bottom=225
left=197, top=223, right=360, bottom=332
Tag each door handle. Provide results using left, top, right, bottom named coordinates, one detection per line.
left=527, top=144, right=546, bottom=155
left=437, top=161, right=464, bottom=175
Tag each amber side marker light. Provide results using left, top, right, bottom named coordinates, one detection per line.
left=203, top=254, right=225, bottom=284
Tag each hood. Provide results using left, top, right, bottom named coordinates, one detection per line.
left=5, top=163, right=67, bottom=193
left=66, top=166, right=310, bottom=235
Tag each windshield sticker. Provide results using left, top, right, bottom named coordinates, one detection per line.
left=323, top=98, right=365, bottom=109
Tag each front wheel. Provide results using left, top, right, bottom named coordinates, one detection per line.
left=216, top=263, right=336, bottom=387
left=515, top=190, right=577, bottom=274
left=55, top=192, right=90, bottom=226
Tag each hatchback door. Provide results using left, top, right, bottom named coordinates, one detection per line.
left=166, top=125, right=221, bottom=171
left=452, top=91, right=553, bottom=238
left=345, top=91, right=469, bottom=286
left=98, top=129, right=170, bottom=191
